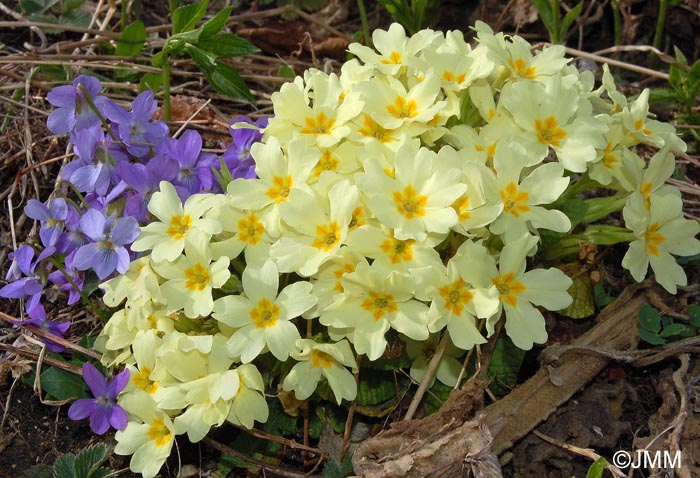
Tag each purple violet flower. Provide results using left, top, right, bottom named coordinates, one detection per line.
left=160, top=130, right=216, bottom=199
left=48, top=250, right=85, bottom=306
left=68, top=362, right=129, bottom=435
left=0, top=245, right=51, bottom=311
left=222, top=115, right=267, bottom=180
left=22, top=303, right=71, bottom=353
left=24, top=197, right=69, bottom=248
left=60, top=206, right=88, bottom=254
left=63, top=125, right=129, bottom=196
left=46, top=75, right=110, bottom=136
left=118, top=153, right=178, bottom=222
left=104, top=90, right=168, bottom=158
left=72, top=209, right=140, bottom=280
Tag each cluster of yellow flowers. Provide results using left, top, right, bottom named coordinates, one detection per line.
left=99, top=22, right=700, bottom=477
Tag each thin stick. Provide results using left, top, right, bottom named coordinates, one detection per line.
left=0, top=311, right=103, bottom=360
left=173, top=99, right=212, bottom=138
left=562, top=46, right=670, bottom=80
left=0, top=343, right=83, bottom=375
left=532, top=430, right=626, bottom=478
left=232, top=425, right=324, bottom=455
left=203, top=437, right=321, bottom=478
left=403, top=333, right=449, bottom=421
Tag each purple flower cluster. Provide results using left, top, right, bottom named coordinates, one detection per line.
left=1, top=74, right=266, bottom=352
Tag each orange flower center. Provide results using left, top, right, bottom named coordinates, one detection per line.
left=167, top=214, right=192, bottom=240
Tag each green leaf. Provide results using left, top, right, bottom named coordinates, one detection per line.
left=116, top=20, right=146, bottom=57
left=40, top=366, right=88, bottom=400
left=648, top=87, right=680, bottom=104
left=81, top=271, right=100, bottom=297
left=172, top=0, right=209, bottom=34
left=38, top=64, right=68, bottom=80
left=53, top=453, right=76, bottom=478
left=74, top=444, right=108, bottom=478
left=261, top=399, right=298, bottom=437
left=206, top=60, right=255, bottom=102
left=638, top=304, right=662, bottom=333
left=151, top=51, right=167, bottom=68
left=593, top=283, right=615, bottom=308
left=586, top=457, right=607, bottom=478
left=487, top=334, right=525, bottom=396
left=673, top=45, right=688, bottom=65
left=559, top=1, right=583, bottom=38
left=322, top=456, right=354, bottom=478
left=59, top=8, right=91, bottom=28
left=197, top=33, right=260, bottom=58
left=165, top=29, right=204, bottom=54
left=532, top=0, right=555, bottom=33
left=63, top=0, right=86, bottom=9
left=357, top=371, right=397, bottom=406
left=660, top=323, right=689, bottom=338
left=21, top=0, right=59, bottom=15
left=559, top=198, right=588, bottom=229
left=669, top=64, right=683, bottom=92
left=200, top=7, right=232, bottom=38
left=277, top=65, right=295, bottom=78
left=560, top=273, right=595, bottom=319
left=139, top=72, right=163, bottom=92
left=638, top=327, right=666, bottom=346
left=688, top=59, right=700, bottom=82
left=688, top=304, right=700, bottom=328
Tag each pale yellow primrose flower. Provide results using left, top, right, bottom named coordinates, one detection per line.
left=622, top=192, right=700, bottom=294
left=418, top=30, right=494, bottom=94
left=620, top=89, right=686, bottom=152
left=455, top=236, right=572, bottom=350
left=426, top=256, right=499, bottom=350
left=271, top=179, right=359, bottom=276
left=348, top=22, right=440, bottom=75
left=121, top=331, right=180, bottom=406
left=206, top=197, right=266, bottom=262
left=152, top=236, right=230, bottom=319
left=226, top=137, right=318, bottom=238
left=131, top=181, right=221, bottom=262
left=500, top=75, right=607, bottom=172
left=345, top=223, right=443, bottom=301
left=115, top=390, right=176, bottom=478
left=213, top=260, right=316, bottom=362
left=628, top=146, right=681, bottom=205
left=174, top=377, right=240, bottom=441
left=403, top=334, right=463, bottom=387
left=355, top=139, right=466, bottom=242
left=100, top=256, right=162, bottom=307
left=356, top=74, right=445, bottom=131
left=226, top=363, right=269, bottom=429
left=473, top=21, right=569, bottom=81
left=100, top=302, right=174, bottom=354
left=304, top=248, right=363, bottom=318
left=436, top=147, right=503, bottom=235
left=489, top=141, right=571, bottom=241
left=319, top=259, right=429, bottom=361
left=283, top=338, right=358, bottom=404
left=264, top=70, right=363, bottom=148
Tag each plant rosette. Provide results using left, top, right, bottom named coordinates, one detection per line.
left=44, top=22, right=700, bottom=477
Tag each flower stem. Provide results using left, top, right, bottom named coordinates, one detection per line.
left=653, top=0, right=669, bottom=51
left=356, top=0, right=371, bottom=47
left=58, top=179, right=90, bottom=210
left=162, top=55, right=172, bottom=121
left=77, top=84, right=117, bottom=141
left=46, top=256, right=102, bottom=317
